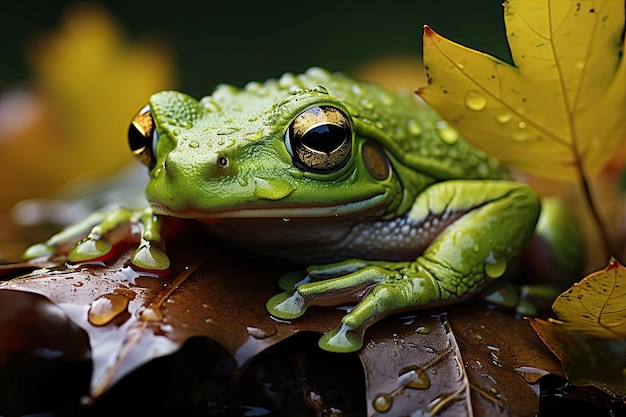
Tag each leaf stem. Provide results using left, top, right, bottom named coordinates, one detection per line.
left=577, top=166, right=621, bottom=262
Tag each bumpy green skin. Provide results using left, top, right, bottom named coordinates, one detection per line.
left=25, top=68, right=541, bottom=352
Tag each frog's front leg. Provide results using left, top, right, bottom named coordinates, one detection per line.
left=23, top=206, right=171, bottom=270
left=267, top=180, right=540, bottom=352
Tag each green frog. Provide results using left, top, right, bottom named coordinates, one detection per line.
left=25, top=68, right=545, bottom=352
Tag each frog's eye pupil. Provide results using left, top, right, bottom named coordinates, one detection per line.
left=286, top=106, right=352, bottom=173
left=301, top=124, right=346, bottom=154
left=128, top=105, right=157, bottom=169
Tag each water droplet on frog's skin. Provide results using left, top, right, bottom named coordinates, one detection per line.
left=407, top=119, right=422, bottom=136
left=435, top=121, right=459, bottom=145
left=398, top=365, right=431, bottom=390
left=495, top=112, right=512, bottom=124
left=88, top=293, right=130, bottom=326
left=378, top=92, right=393, bottom=106
left=189, top=141, right=199, bottom=148
left=518, top=121, right=527, bottom=129
left=253, top=178, right=295, bottom=200
left=464, top=90, right=487, bottom=111
left=485, top=259, right=507, bottom=278
left=245, top=131, right=264, bottom=141
left=360, top=99, right=375, bottom=110
left=278, top=72, right=297, bottom=89
left=415, top=325, right=431, bottom=334
left=372, top=393, right=393, bottom=413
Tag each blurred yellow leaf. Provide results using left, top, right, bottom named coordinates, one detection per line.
left=418, top=0, right=625, bottom=181
left=0, top=3, right=175, bottom=210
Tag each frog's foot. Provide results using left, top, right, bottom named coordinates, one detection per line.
left=267, top=260, right=445, bottom=353
left=23, top=207, right=171, bottom=271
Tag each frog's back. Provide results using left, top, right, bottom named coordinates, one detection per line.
left=208, top=67, right=507, bottom=180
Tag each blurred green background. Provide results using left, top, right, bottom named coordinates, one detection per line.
left=2, top=0, right=510, bottom=95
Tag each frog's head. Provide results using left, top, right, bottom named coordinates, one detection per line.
left=127, top=81, right=431, bottom=221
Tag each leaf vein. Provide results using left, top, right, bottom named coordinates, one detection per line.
left=429, top=35, right=570, bottom=148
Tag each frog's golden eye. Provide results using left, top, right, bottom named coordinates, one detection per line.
left=286, top=106, right=352, bottom=173
left=128, top=105, right=157, bottom=168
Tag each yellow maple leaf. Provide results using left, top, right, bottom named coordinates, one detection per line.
left=417, top=0, right=625, bottom=182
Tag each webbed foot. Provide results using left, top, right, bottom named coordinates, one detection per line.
left=23, top=206, right=171, bottom=270
left=267, top=260, right=442, bottom=352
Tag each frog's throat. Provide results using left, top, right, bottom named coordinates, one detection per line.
left=150, top=193, right=389, bottom=220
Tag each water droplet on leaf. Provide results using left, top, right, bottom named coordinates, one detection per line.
left=373, top=393, right=393, bottom=412
left=515, top=366, right=549, bottom=383
left=464, top=91, right=487, bottom=111
left=495, top=112, right=512, bottom=124
left=140, top=307, right=164, bottom=322
left=398, top=365, right=431, bottom=390
left=415, top=325, right=431, bottom=334
left=88, top=293, right=130, bottom=326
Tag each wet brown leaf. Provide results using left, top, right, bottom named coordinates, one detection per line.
left=0, top=234, right=343, bottom=400
left=0, top=232, right=564, bottom=414
left=360, top=304, right=564, bottom=416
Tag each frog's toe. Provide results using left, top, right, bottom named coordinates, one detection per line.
left=23, top=243, right=55, bottom=260
left=318, top=323, right=365, bottom=353
left=131, top=243, right=170, bottom=271
left=271, top=266, right=394, bottom=319
left=68, top=237, right=114, bottom=262
left=266, top=291, right=308, bottom=319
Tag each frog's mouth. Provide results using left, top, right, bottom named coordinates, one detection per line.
left=150, top=193, right=389, bottom=221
